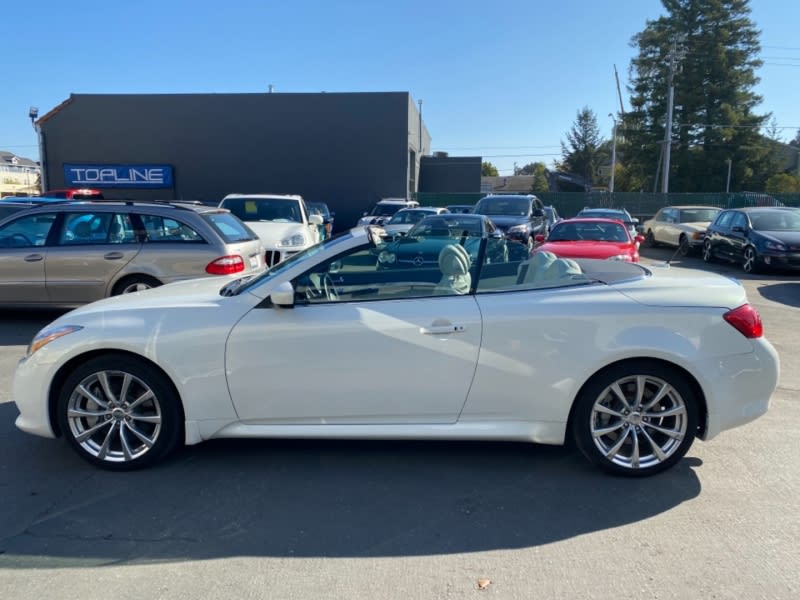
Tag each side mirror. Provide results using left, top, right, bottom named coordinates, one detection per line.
left=269, top=281, right=295, bottom=308
left=309, top=214, right=323, bottom=226
left=535, top=234, right=545, bottom=243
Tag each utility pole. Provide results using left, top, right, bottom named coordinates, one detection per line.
left=726, top=158, right=732, bottom=193
left=661, top=40, right=677, bottom=194
left=608, top=114, right=617, bottom=193
left=418, top=99, right=423, bottom=156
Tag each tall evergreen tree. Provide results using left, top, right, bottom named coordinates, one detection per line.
left=560, top=107, right=605, bottom=185
left=623, top=0, right=768, bottom=192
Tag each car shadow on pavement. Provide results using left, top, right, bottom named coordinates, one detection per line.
left=757, top=283, right=800, bottom=308
left=0, top=402, right=702, bottom=567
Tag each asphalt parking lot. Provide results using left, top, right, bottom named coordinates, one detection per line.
left=0, top=247, right=798, bottom=600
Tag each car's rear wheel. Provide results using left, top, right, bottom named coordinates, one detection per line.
left=572, top=361, right=698, bottom=477
left=113, top=275, right=162, bottom=295
left=56, top=355, right=182, bottom=470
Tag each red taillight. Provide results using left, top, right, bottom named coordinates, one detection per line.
left=723, top=304, right=763, bottom=339
left=206, top=255, right=245, bottom=275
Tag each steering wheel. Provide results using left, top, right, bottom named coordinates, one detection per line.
left=306, top=273, right=339, bottom=301
left=322, top=273, right=339, bottom=301
left=10, top=233, right=33, bottom=246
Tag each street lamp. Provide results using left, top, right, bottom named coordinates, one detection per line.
left=608, top=113, right=617, bottom=193
left=28, top=106, right=38, bottom=129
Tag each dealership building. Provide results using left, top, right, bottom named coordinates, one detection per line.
left=36, top=92, right=480, bottom=230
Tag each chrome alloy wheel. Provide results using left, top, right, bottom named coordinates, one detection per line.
left=66, top=370, right=162, bottom=463
left=120, top=281, right=154, bottom=294
left=589, top=374, right=689, bottom=470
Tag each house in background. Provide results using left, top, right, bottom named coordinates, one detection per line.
left=0, top=151, right=40, bottom=197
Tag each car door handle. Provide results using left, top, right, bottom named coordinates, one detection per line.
left=104, top=252, right=125, bottom=260
left=420, top=322, right=466, bottom=335
left=24, top=254, right=44, bottom=262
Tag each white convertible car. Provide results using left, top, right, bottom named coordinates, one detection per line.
left=13, top=227, right=779, bottom=476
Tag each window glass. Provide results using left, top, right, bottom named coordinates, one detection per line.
left=730, top=213, right=748, bottom=230
left=293, top=235, right=476, bottom=303
left=0, top=213, right=57, bottom=247
left=714, top=211, right=734, bottom=229
left=59, top=212, right=113, bottom=245
left=223, top=197, right=302, bottom=223
left=139, top=214, right=205, bottom=243
left=204, top=212, right=257, bottom=243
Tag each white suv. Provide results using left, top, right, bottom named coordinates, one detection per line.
left=356, top=198, right=420, bottom=227
left=220, top=194, right=323, bottom=266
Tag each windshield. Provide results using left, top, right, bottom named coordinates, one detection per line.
left=370, top=203, right=404, bottom=217
left=230, top=231, right=367, bottom=295
left=407, top=216, right=483, bottom=237
left=548, top=221, right=630, bottom=242
left=387, top=209, right=432, bottom=225
left=679, top=208, right=721, bottom=223
left=221, top=197, right=302, bottom=223
left=750, top=211, right=800, bottom=231
left=474, top=197, right=529, bottom=216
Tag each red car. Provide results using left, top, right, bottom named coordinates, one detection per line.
left=534, top=217, right=644, bottom=262
left=44, top=188, right=105, bottom=200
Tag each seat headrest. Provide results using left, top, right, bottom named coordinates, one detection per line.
left=438, top=244, right=470, bottom=276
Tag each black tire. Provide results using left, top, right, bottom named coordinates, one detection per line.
left=678, top=235, right=690, bottom=256
left=742, top=246, right=761, bottom=274
left=645, top=230, right=657, bottom=247
left=702, top=239, right=714, bottom=263
left=112, top=275, right=162, bottom=296
left=56, top=354, right=182, bottom=470
left=572, top=360, right=698, bottom=477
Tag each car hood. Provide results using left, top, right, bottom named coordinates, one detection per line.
left=481, top=215, right=527, bottom=229
left=758, top=230, right=800, bottom=245
left=538, top=240, right=635, bottom=259
left=243, top=221, right=309, bottom=244
left=57, top=276, right=241, bottom=319
left=613, top=264, right=747, bottom=308
left=678, top=221, right=713, bottom=232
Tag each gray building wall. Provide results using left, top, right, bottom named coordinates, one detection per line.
left=419, top=155, right=481, bottom=193
left=38, top=92, right=426, bottom=231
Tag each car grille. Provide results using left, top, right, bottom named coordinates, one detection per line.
left=265, top=251, right=281, bottom=267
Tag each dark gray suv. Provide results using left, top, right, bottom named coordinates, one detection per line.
left=0, top=201, right=265, bottom=308
left=472, top=194, right=547, bottom=250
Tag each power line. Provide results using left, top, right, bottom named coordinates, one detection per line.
left=437, top=145, right=561, bottom=150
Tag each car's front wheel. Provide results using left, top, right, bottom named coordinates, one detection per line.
left=56, top=354, right=182, bottom=470
left=572, top=361, right=698, bottom=477
left=742, top=246, right=760, bottom=274
left=702, top=239, right=714, bottom=262
left=645, top=230, right=657, bottom=247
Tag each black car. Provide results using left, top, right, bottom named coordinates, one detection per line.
left=702, top=207, right=800, bottom=273
left=472, top=194, right=546, bottom=249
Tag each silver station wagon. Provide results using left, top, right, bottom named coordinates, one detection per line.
left=0, top=200, right=264, bottom=308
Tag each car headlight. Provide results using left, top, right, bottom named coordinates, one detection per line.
left=378, top=250, right=396, bottom=264
left=277, top=233, right=307, bottom=247
left=27, top=325, right=83, bottom=357
left=507, top=224, right=528, bottom=234
left=691, top=231, right=704, bottom=240
left=606, top=254, right=633, bottom=262
left=764, top=241, right=787, bottom=251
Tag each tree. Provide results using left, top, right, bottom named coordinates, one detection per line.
left=481, top=161, right=498, bottom=177
left=623, top=0, right=768, bottom=192
left=560, top=107, right=606, bottom=185
left=518, top=162, right=550, bottom=192
left=766, top=173, right=800, bottom=193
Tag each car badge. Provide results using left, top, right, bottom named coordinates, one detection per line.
left=413, top=256, right=425, bottom=267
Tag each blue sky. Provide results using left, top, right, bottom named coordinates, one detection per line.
left=3, top=0, right=798, bottom=175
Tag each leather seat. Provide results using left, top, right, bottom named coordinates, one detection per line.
left=434, top=244, right=471, bottom=295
